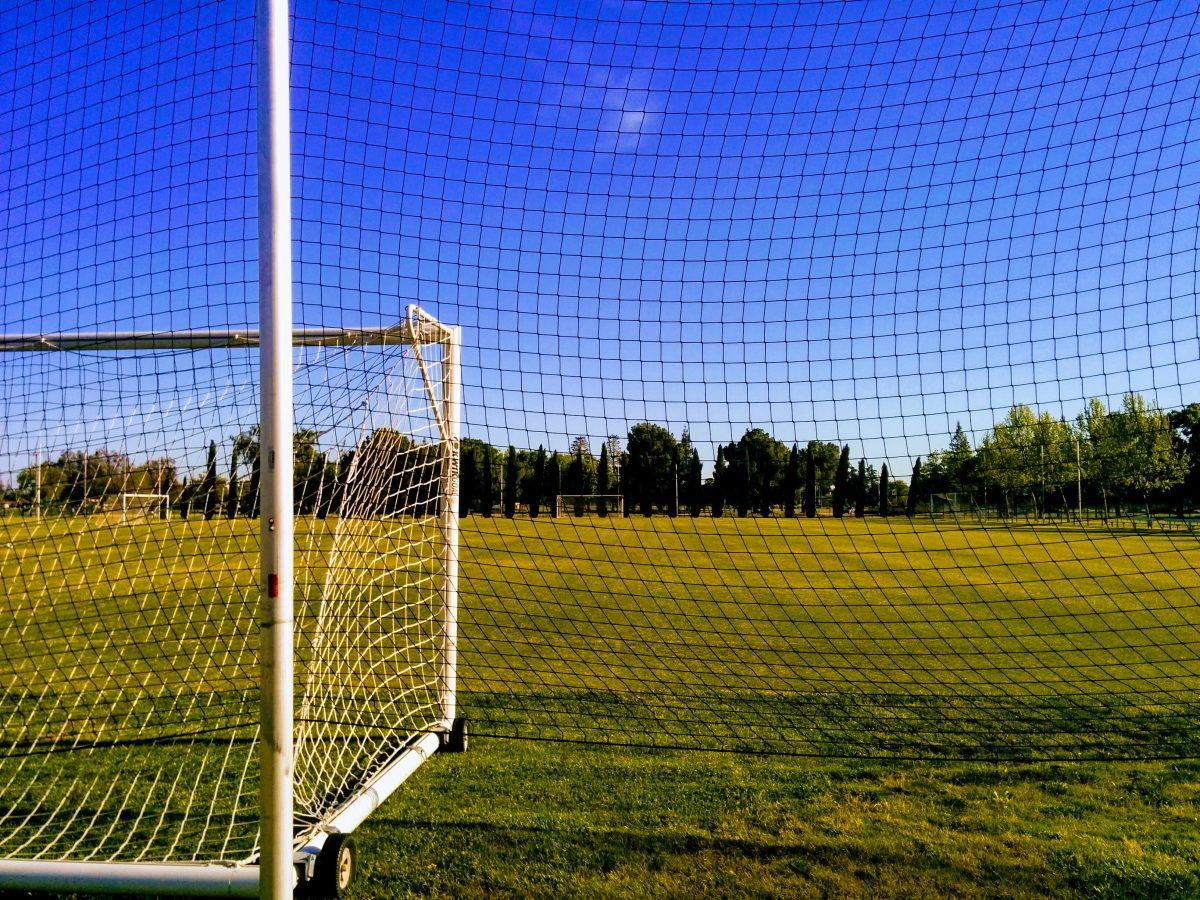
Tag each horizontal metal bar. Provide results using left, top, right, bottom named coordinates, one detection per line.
left=0, top=305, right=452, bottom=352
left=322, top=730, right=442, bottom=837
left=0, top=860, right=262, bottom=897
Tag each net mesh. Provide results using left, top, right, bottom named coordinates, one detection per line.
left=0, top=336, right=453, bottom=862
left=2, top=0, right=1200, bottom=874
left=290, top=0, right=1200, bottom=762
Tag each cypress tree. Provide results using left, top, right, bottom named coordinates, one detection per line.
left=458, top=445, right=475, bottom=517
left=481, top=445, right=494, bottom=517
left=202, top=441, right=218, bottom=520
left=503, top=446, right=518, bottom=518
left=548, top=451, right=561, bottom=518
left=225, top=472, right=239, bottom=520
left=689, top=449, right=703, bottom=517
left=879, top=463, right=890, bottom=518
left=803, top=442, right=817, bottom=518
left=225, top=448, right=240, bottom=519
left=855, top=459, right=866, bottom=518
left=784, top=444, right=799, bottom=518
left=179, top=477, right=190, bottom=520
left=737, top=445, right=751, bottom=518
left=597, top=443, right=610, bottom=517
left=832, top=445, right=851, bottom=518
left=570, top=447, right=586, bottom=516
left=906, top=457, right=922, bottom=517
left=529, top=447, right=545, bottom=518
left=712, top=447, right=726, bottom=518
left=668, top=448, right=679, bottom=518
left=621, top=451, right=633, bottom=517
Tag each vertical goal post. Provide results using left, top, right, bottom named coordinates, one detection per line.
left=0, top=311, right=462, bottom=898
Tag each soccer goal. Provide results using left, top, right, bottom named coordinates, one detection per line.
left=556, top=494, right=625, bottom=517
left=928, top=493, right=960, bottom=522
left=119, top=492, right=170, bottom=521
left=0, top=308, right=462, bottom=898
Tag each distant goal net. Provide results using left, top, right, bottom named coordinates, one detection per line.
left=0, top=308, right=460, bottom=893
left=118, top=491, right=169, bottom=521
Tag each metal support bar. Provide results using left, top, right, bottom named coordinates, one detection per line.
left=256, top=0, right=294, bottom=894
left=0, top=861, right=260, bottom=897
left=440, top=327, right=462, bottom=725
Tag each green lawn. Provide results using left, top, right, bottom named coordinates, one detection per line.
left=0, top=513, right=1198, bottom=895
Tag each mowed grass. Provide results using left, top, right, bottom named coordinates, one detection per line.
left=457, top=515, right=1200, bottom=758
left=349, top=739, right=1200, bottom=899
left=1, top=514, right=1199, bottom=896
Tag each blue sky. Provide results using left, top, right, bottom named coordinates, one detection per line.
left=1, top=0, right=1199, bottom=479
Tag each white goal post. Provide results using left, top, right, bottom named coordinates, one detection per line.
left=0, top=308, right=462, bottom=898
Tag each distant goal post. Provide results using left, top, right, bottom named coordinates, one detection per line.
left=0, top=305, right=463, bottom=897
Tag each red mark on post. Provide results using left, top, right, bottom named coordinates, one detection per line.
left=268, top=573, right=278, bottom=598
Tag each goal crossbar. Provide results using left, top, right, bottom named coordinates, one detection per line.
left=0, top=308, right=453, bottom=353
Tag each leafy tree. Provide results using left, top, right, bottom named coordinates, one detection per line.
left=504, top=446, right=518, bottom=518
left=626, top=423, right=678, bottom=516
left=803, top=442, right=817, bottom=518
left=854, top=459, right=866, bottom=517
left=202, top=441, right=219, bottom=520
left=783, top=444, right=799, bottom=518
left=832, top=445, right=850, bottom=518
left=711, top=447, right=726, bottom=518
left=879, top=463, right=890, bottom=518
left=808, top=441, right=842, bottom=499
left=596, top=443, right=610, bottom=517
left=978, top=405, right=1038, bottom=516
left=1082, top=394, right=1187, bottom=516
left=906, top=458, right=922, bottom=517
left=1171, top=403, right=1200, bottom=509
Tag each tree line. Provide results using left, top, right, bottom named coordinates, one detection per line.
left=12, top=391, right=1196, bottom=522
left=13, top=425, right=445, bottom=521
left=460, top=392, right=1197, bottom=521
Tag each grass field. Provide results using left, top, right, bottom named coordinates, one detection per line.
left=1, top=513, right=1199, bottom=895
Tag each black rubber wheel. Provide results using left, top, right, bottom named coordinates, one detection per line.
left=441, top=716, right=468, bottom=753
left=308, top=833, right=356, bottom=899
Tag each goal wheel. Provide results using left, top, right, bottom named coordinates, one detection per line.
left=307, top=833, right=356, bottom=899
left=441, top=716, right=468, bottom=753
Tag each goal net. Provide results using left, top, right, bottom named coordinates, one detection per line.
left=0, top=313, right=460, bottom=883
left=4, top=4, right=1200, bottom=895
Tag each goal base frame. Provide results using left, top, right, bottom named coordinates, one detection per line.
left=0, top=728, right=453, bottom=898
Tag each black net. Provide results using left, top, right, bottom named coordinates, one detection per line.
left=1, top=12, right=1197, bottom=872
left=293, top=0, right=1200, bottom=761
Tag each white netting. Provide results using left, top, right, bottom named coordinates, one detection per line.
left=0, top=330, right=454, bottom=864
